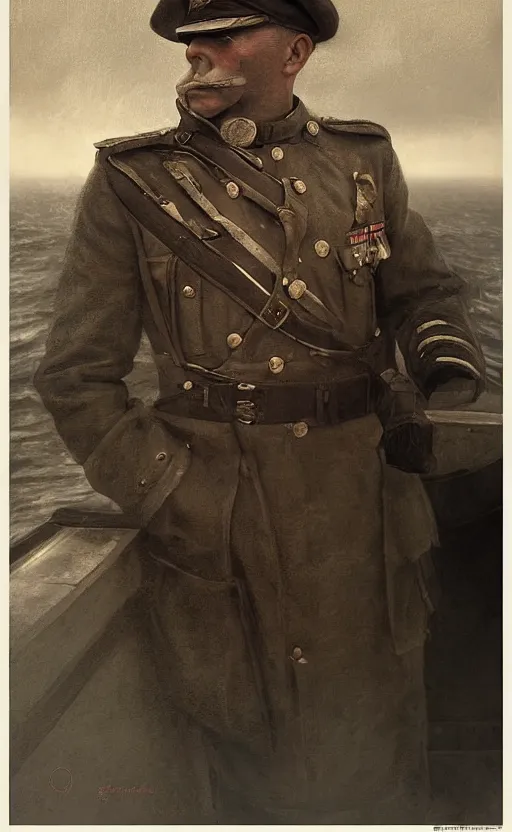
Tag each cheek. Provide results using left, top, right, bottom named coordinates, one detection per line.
left=216, top=49, right=243, bottom=76
left=241, top=62, right=275, bottom=93
left=239, top=49, right=282, bottom=85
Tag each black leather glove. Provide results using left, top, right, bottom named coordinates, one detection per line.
left=377, top=370, right=436, bottom=475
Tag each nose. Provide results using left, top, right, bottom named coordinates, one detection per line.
left=185, top=38, right=213, bottom=71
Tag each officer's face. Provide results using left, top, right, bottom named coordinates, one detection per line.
left=177, top=25, right=309, bottom=119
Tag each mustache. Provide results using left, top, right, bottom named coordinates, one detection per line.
left=176, top=67, right=247, bottom=96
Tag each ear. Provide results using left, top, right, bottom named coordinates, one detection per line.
left=283, top=33, right=315, bottom=77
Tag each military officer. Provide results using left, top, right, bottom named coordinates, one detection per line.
left=34, top=0, right=485, bottom=824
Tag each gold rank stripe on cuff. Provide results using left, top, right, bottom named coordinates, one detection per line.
left=417, top=334, right=479, bottom=356
left=416, top=319, right=450, bottom=334
left=434, top=356, right=482, bottom=378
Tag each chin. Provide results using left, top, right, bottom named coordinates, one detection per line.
left=186, top=90, right=243, bottom=119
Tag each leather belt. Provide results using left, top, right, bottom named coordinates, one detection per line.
left=155, top=374, right=382, bottom=426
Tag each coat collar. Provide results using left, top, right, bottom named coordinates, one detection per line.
left=175, top=97, right=312, bottom=147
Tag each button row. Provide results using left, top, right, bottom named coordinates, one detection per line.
left=226, top=181, right=240, bottom=199
left=137, top=450, right=169, bottom=488
left=227, top=332, right=242, bottom=349
left=228, top=176, right=313, bottom=198
left=314, top=240, right=330, bottom=258
left=226, top=173, right=312, bottom=198
left=291, top=645, right=308, bottom=663
left=268, top=356, right=285, bottom=374
left=181, top=355, right=286, bottom=373
left=183, top=239, right=328, bottom=306
left=292, top=422, right=309, bottom=438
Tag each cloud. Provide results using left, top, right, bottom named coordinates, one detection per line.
left=10, top=0, right=502, bottom=178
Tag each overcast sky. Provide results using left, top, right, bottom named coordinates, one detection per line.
left=11, top=0, right=502, bottom=179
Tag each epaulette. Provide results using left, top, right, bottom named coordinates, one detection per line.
left=320, top=118, right=391, bottom=142
left=93, top=126, right=176, bottom=153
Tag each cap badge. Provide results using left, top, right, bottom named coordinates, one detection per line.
left=188, top=0, right=211, bottom=12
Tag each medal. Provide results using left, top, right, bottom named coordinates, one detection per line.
left=353, top=171, right=377, bottom=224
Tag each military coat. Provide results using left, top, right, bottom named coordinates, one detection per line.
left=34, top=98, right=484, bottom=823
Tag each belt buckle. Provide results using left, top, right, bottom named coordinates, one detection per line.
left=236, top=383, right=257, bottom=424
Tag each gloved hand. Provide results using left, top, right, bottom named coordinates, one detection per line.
left=377, top=369, right=436, bottom=475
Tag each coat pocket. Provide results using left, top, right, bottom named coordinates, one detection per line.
left=381, top=461, right=439, bottom=655
left=146, top=254, right=206, bottom=358
left=144, top=422, right=242, bottom=580
left=166, top=257, right=255, bottom=364
left=83, top=400, right=191, bottom=526
left=334, top=247, right=377, bottom=346
left=170, top=259, right=206, bottom=358
left=148, top=560, right=272, bottom=749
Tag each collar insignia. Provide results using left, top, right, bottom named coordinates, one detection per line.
left=220, top=117, right=258, bottom=148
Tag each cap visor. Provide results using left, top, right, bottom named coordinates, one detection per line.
left=176, top=15, right=269, bottom=38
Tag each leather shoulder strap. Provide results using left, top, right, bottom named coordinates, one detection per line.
left=100, top=151, right=353, bottom=355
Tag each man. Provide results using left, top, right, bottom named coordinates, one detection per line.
left=34, top=0, right=485, bottom=823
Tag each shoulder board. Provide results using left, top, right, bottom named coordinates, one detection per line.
left=320, top=118, right=391, bottom=142
left=94, top=127, right=175, bottom=152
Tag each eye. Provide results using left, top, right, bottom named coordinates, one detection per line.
left=212, top=34, right=233, bottom=45
left=192, top=32, right=233, bottom=45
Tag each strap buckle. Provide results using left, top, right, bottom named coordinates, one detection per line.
left=315, top=384, right=338, bottom=425
left=236, top=383, right=257, bottom=424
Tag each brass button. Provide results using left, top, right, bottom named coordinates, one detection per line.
left=227, top=332, right=243, bottom=349
left=288, top=279, right=307, bottom=300
left=182, top=285, right=196, bottom=298
left=306, top=120, right=320, bottom=136
left=293, top=422, right=309, bottom=438
left=156, top=452, right=167, bottom=462
left=268, top=356, right=285, bottom=374
left=271, top=146, right=284, bottom=161
left=138, top=478, right=148, bottom=488
left=226, top=181, right=240, bottom=199
left=293, top=180, right=307, bottom=195
left=375, top=327, right=381, bottom=337
left=183, top=381, right=193, bottom=391
left=314, top=240, right=330, bottom=258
